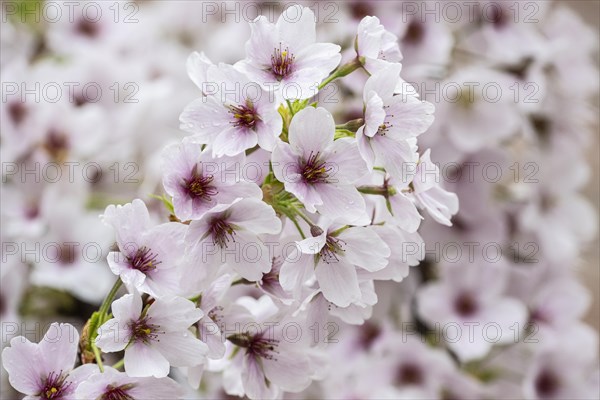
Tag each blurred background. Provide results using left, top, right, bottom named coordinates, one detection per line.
left=1, top=0, right=599, bottom=398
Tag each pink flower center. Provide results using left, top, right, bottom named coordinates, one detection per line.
left=229, top=100, right=260, bottom=129
left=395, top=363, right=424, bottom=385
left=44, top=130, right=70, bottom=161
left=128, top=316, right=160, bottom=344
left=228, top=332, right=280, bottom=360
left=271, top=45, right=294, bottom=80
left=319, top=235, right=346, bottom=264
left=101, top=384, right=136, bottom=400
left=209, top=217, right=237, bottom=248
left=8, top=102, right=27, bottom=126
left=301, top=152, right=331, bottom=184
left=40, top=371, right=71, bottom=399
left=128, top=247, right=161, bottom=273
left=184, top=165, right=218, bottom=201
left=454, top=292, right=478, bottom=317
left=535, top=369, right=561, bottom=397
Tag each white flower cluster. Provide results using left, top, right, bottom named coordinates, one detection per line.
left=1, top=1, right=598, bottom=400
left=2, top=5, right=457, bottom=399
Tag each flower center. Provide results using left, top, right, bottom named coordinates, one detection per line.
left=301, top=152, right=331, bottom=184
left=395, top=363, right=424, bottom=385
left=128, top=247, right=161, bottom=273
left=8, top=102, right=27, bottom=126
left=229, top=100, right=260, bottom=129
left=228, top=332, right=280, bottom=360
left=101, top=384, right=136, bottom=400
left=403, top=20, right=425, bottom=45
left=271, top=45, right=294, bottom=80
left=57, top=243, right=78, bottom=265
left=40, top=371, right=71, bottom=399
left=454, top=292, right=478, bottom=317
left=43, top=130, right=70, bottom=161
left=535, top=369, right=561, bottom=397
left=319, top=235, right=346, bottom=264
left=128, top=317, right=160, bottom=344
left=184, top=165, right=218, bottom=201
left=209, top=217, right=237, bottom=248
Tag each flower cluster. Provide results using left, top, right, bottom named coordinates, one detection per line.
left=1, top=1, right=598, bottom=400
left=2, top=5, right=456, bottom=399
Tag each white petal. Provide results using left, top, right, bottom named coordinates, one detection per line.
left=314, top=260, right=361, bottom=307
left=288, top=107, right=334, bottom=157
left=124, top=343, right=170, bottom=378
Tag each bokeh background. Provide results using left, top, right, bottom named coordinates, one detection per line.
left=1, top=0, right=599, bottom=398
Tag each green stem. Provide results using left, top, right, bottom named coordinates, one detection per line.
left=98, top=279, right=123, bottom=321
left=92, top=345, right=105, bottom=373
left=289, top=216, right=306, bottom=239
left=330, top=225, right=350, bottom=237
left=92, top=278, right=123, bottom=372
left=357, top=185, right=389, bottom=196
left=318, top=58, right=363, bottom=89
left=112, top=359, right=125, bottom=370
left=335, top=118, right=364, bottom=132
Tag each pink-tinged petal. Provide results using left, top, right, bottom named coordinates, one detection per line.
left=242, top=355, right=277, bottom=400
left=356, top=126, right=375, bottom=170
left=101, top=199, right=150, bottom=247
left=338, top=227, right=390, bottom=272
left=216, top=181, right=262, bottom=206
left=186, top=364, right=204, bottom=390
left=280, top=253, right=313, bottom=294
left=281, top=68, right=324, bottom=100
left=254, top=115, right=282, bottom=152
left=106, top=252, right=146, bottom=290
left=227, top=230, right=272, bottom=281
left=325, top=138, right=368, bottom=184
left=271, top=140, right=301, bottom=183
left=314, top=259, right=361, bottom=307
left=111, top=292, right=143, bottom=321
left=296, top=231, right=326, bottom=254
left=364, top=91, right=386, bottom=137
left=369, top=134, right=417, bottom=179
left=315, top=184, right=366, bottom=225
left=200, top=273, right=232, bottom=312
left=124, top=342, right=170, bottom=378
left=388, top=192, right=423, bottom=233
left=39, top=323, right=79, bottom=374
left=294, top=43, right=341, bottom=76
left=146, top=297, right=202, bottom=331
left=129, top=375, right=183, bottom=399
left=199, top=320, right=226, bottom=359
left=245, top=16, right=278, bottom=67
left=153, top=332, right=207, bottom=367
left=95, top=318, right=130, bottom=353
left=357, top=17, right=384, bottom=59
left=287, top=180, right=323, bottom=213
left=227, top=198, right=281, bottom=234
left=288, top=107, right=334, bottom=157
left=262, top=349, right=312, bottom=392
left=363, top=64, right=402, bottom=101
left=2, top=338, right=43, bottom=395
left=179, top=96, right=229, bottom=140
left=213, top=125, right=258, bottom=157
left=187, top=51, right=213, bottom=92
left=384, top=95, right=435, bottom=139
left=66, top=364, right=100, bottom=389
left=415, top=186, right=459, bottom=226
left=276, top=6, right=316, bottom=51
